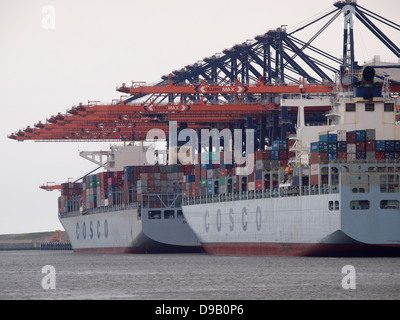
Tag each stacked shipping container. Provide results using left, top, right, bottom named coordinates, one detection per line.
left=59, top=131, right=400, bottom=213
left=310, top=129, right=400, bottom=165
left=59, top=164, right=187, bottom=215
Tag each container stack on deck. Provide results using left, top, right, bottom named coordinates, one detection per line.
left=59, top=130, right=400, bottom=212
left=59, top=183, right=82, bottom=215
left=59, top=164, right=189, bottom=215
left=183, top=139, right=295, bottom=197
left=134, top=164, right=185, bottom=202
left=309, top=128, right=400, bottom=185
left=310, top=129, right=400, bottom=165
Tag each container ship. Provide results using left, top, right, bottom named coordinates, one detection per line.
left=181, top=67, right=400, bottom=256
left=58, top=144, right=202, bottom=253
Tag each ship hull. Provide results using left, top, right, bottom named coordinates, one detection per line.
left=182, top=191, right=400, bottom=257
left=60, top=208, right=202, bottom=254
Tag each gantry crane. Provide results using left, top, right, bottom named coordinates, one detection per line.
left=8, top=1, right=400, bottom=146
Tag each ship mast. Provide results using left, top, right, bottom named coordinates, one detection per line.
left=341, top=0, right=357, bottom=85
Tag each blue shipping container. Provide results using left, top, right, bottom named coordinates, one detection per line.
left=376, top=140, right=386, bottom=151
left=328, top=153, right=337, bottom=162
left=395, top=141, right=400, bottom=152
left=311, top=141, right=328, bottom=153
left=337, top=141, right=347, bottom=152
left=319, top=134, right=328, bottom=142
left=279, top=140, right=288, bottom=150
left=272, top=141, right=280, bottom=150
left=356, top=130, right=366, bottom=142
left=328, top=143, right=337, bottom=153
left=356, top=152, right=366, bottom=159
left=271, top=150, right=279, bottom=160
left=386, top=141, right=395, bottom=152
left=255, top=170, right=263, bottom=180
left=328, top=134, right=338, bottom=143
left=311, top=142, right=319, bottom=153
left=320, top=134, right=337, bottom=143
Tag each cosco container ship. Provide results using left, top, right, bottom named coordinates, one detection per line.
left=58, top=145, right=201, bottom=253
left=181, top=67, right=400, bottom=256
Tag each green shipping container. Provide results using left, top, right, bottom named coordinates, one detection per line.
left=201, top=179, right=207, bottom=187
left=219, top=177, right=226, bottom=185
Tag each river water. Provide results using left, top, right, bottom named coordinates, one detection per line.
left=0, top=250, right=399, bottom=300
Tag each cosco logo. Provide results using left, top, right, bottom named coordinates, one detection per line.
left=204, top=207, right=262, bottom=233
left=76, top=219, right=108, bottom=240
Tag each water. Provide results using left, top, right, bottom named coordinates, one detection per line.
left=0, top=250, right=399, bottom=300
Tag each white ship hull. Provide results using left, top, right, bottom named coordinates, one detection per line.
left=182, top=174, right=400, bottom=256
left=60, top=207, right=201, bottom=253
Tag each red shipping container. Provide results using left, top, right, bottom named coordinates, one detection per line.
left=256, top=180, right=263, bottom=190
left=375, top=151, right=385, bottom=160
left=279, top=160, right=288, bottom=168
left=337, top=151, right=347, bottom=162
left=346, top=132, right=356, bottom=143
left=366, top=140, right=376, bottom=152
left=279, top=150, right=288, bottom=160
left=311, top=175, right=319, bottom=185
left=248, top=172, right=255, bottom=182
left=310, top=153, right=320, bottom=164
left=356, top=141, right=366, bottom=152
left=220, top=169, right=227, bottom=177
left=319, top=152, right=329, bottom=163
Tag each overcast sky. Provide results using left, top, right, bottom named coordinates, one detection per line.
left=0, top=0, right=399, bottom=234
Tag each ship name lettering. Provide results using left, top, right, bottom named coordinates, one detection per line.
left=216, top=209, right=222, bottom=232
left=204, top=211, right=210, bottom=232
left=97, top=220, right=101, bottom=239
left=76, top=220, right=108, bottom=240
left=242, top=207, right=248, bottom=231
left=256, top=206, right=262, bottom=231
left=89, top=221, right=93, bottom=239
left=229, top=208, right=234, bottom=231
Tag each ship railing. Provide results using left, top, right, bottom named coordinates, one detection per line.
left=183, top=184, right=339, bottom=206
left=59, top=202, right=139, bottom=218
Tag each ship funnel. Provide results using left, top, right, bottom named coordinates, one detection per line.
left=361, top=66, right=375, bottom=85
left=355, top=66, right=381, bottom=101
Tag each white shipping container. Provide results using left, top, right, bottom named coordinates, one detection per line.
left=366, top=151, right=376, bottom=161
left=311, top=164, right=320, bottom=175
left=347, top=143, right=356, bottom=153
left=337, top=130, right=347, bottom=142
left=248, top=182, right=255, bottom=191
left=347, top=153, right=356, bottom=161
